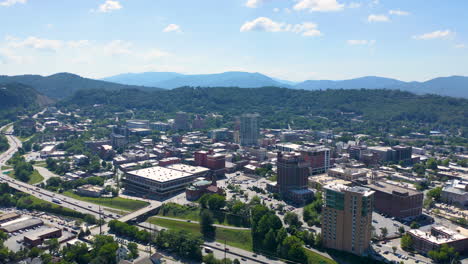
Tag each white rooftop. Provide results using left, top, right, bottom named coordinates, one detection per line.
left=165, top=164, right=210, bottom=175
left=127, top=166, right=192, bottom=183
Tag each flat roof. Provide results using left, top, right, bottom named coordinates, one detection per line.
left=0, top=213, right=19, bottom=222
left=409, top=226, right=467, bottom=244
left=165, top=164, right=209, bottom=175
left=24, top=227, right=61, bottom=241
left=366, top=181, right=421, bottom=196
left=127, top=166, right=192, bottom=183
left=1, top=218, right=43, bottom=233
left=324, top=183, right=374, bottom=197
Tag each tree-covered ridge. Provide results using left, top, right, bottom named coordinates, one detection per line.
left=61, top=87, right=468, bottom=133
left=0, top=83, right=51, bottom=126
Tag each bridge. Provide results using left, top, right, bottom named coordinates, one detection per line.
left=117, top=201, right=162, bottom=223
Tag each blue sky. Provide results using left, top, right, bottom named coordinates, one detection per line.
left=0, top=0, right=466, bottom=82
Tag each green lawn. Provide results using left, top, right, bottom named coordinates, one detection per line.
left=305, top=249, right=337, bottom=264
left=6, top=169, right=44, bottom=184
left=157, top=203, right=249, bottom=227
left=1, top=165, right=12, bottom=170
left=63, top=191, right=149, bottom=212
left=147, top=217, right=253, bottom=251
left=19, top=135, right=34, bottom=142
left=34, top=162, right=47, bottom=168
left=0, top=124, right=12, bottom=133
left=28, top=170, right=44, bottom=184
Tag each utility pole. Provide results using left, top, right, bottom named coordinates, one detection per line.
left=99, top=204, right=102, bottom=235
left=224, top=239, right=227, bottom=264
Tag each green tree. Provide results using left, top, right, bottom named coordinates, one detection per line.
left=427, top=187, right=442, bottom=202
left=207, top=194, right=226, bottom=211
left=200, top=210, right=216, bottom=239
left=284, top=212, right=302, bottom=229
left=380, top=227, right=388, bottom=240
left=45, top=238, right=59, bottom=256
left=428, top=244, right=459, bottom=264
left=400, top=234, right=413, bottom=251
left=427, top=158, right=438, bottom=170
left=398, top=226, right=405, bottom=234
left=127, top=242, right=139, bottom=259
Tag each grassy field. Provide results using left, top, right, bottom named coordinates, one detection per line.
left=6, top=169, right=44, bottom=185
left=1, top=165, right=12, bottom=170
left=0, top=124, right=12, bottom=133
left=305, top=249, right=337, bottom=264
left=148, top=217, right=253, bottom=251
left=63, top=191, right=149, bottom=212
left=157, top=203, right=249, bottom=227
left=34, top=161, right=47, bottom=168
left=19, top=135, right=34, bottom=142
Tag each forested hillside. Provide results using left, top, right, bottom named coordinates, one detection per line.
left=60, top=87, right=468, bottom=136
left=0, top=73, right=162, bottom=99
left=0, top=83, right=51, bottom=126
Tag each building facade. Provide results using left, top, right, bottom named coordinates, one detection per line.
left=322, top=184, right=374, bottom=255
left=240, top=113, right=259, bottom=147
left=366, top=182, right=423, bottom=219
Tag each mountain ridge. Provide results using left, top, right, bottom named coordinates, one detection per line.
left=0, top=73, right=162, bottom=99
left=101, top=71, right=468, bottom=98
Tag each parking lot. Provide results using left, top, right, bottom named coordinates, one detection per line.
left=1, top=208, right=80, bottom=252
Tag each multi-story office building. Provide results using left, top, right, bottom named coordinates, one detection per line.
left=174, top=112, right=190, bottom=131
left=322, top=184, right=374, bottom=255
left=195, top=150, right=226, bottom=175
left=366, top=145, right=413, bottom=164
left=275, top=143, right=331, bottom=174
left=240, top=113, right=259, bottom=146
left=123, top=165, right=209, bottom=198
left=273, top=152, right=314, bottom=204
left=126, top=119, right=149, bottom=129
left=365, top=181, right=423, bottom=220
left=408, top=226, right=468, bottom=254
left=441, top=180, right=468, bottom=207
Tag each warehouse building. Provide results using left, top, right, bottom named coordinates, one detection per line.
left=0, top=218, right=44, bottom=233
left=24, top=227, right=62, bottom=247
left=0, top=213, right=20, bottom=224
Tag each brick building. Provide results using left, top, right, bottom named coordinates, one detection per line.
left=365, top=181, right=423, bottom=220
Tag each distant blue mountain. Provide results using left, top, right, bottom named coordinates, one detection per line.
left=102, top=71, right=290, bottom=89
left=102, top=72, right=183, bottom=87
left=293, top=76, right=406, bottom=90
left=101, top=71, right=468, bottom=98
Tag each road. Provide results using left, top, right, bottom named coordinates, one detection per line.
left=0, top=123, right=286, bottom=263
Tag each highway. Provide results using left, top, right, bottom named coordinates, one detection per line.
left=0, top=123, right=116, bottom=220
left=0, top=123, right=286, bottom=263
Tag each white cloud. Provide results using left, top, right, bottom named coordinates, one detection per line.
left=389, top=9, right=410, bottom=16
left=0, top=0, right=26, bottom=7
left=240, top=17, right=321, bottom=37
left=67, top=40, right=90, bottom=48
left=455, top=44, right=466, bottom=49
left=240, top=17, right=283, bottom=32
left=0, top=48, right=29, bottom=64
left=348, top=2, right=361, bottom=8
left=143, top=49, right=171, bottom=60
left=97, top=1, right=122, bottom=13
left=368, top=14, right=389, bottom=22
left=7, top=36, right=63, bottom=51
left=103, top=40, right=132, bottom=55
left=163, top=24, right=182, bottom=33
left=347, top=39, right=376, bottom=45
left=412, top=30, right=453, bottom=40
left=294, top=0, right=344, bottom=12
left=245, top=0, right=267, bottom=8
left=273, top=7, right=280, bottom=12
